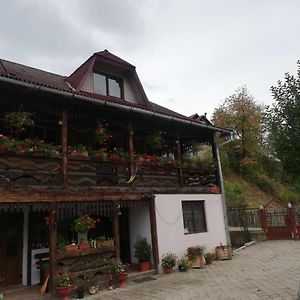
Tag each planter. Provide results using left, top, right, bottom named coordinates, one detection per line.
left=178, top=265, right=188, bottom=272
left=110, top=153, right=120, bottom=163
left=56, top=285, right=72, bottom=300
left=71, top=151, right=89, bottom=158
left=97, top=240, right=114, bottom=248
left=215, top=245, right=232, bottom=260
left=118, top=273, right=128, bottom=288
left=78, top=242, right=90, bottom=251
left=94, top=152, right=108, bottom=161
left=65, top=244, right=78, bottom=252
left=139, top=261, right=151, bottom=272
left=163, top=267, right=173, bottom=274
left=189, top=255, right=205, bottom=268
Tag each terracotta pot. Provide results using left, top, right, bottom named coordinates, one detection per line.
left=163, top=267, right=173, bottom=274
left=110, top=153, right=120, bottom=163
left=139, top=261, right=151, bottom=272
left=78, top=242, right=90, bottom=251
left=65, top=244, right=78, bottom=252
left=56, top=285, right=72, bottom=300
left=71, top=151, right=89, bottom=158
left=94, top=152, right=108, bottom=161
left=118, top=273, right=128, bottom=288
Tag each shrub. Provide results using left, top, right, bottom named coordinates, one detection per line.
left=161, top=253, right=177, bottom=268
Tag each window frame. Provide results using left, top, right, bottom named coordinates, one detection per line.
left=182, top=200, right=207, bottom=234
left=93, top=72, right=124, bottom=99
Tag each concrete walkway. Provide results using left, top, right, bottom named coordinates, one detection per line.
left=89, top=240, right=300, bottom=300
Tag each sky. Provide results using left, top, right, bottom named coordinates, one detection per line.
left=1, top=0, right=300, bottom=119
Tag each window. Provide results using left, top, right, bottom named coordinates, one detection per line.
left=182, top=201, right=207, bottom=234
left=93, top=73, right=123, bottom=98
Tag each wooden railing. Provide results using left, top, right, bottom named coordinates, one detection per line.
left=0, top=153, right=217, bottom=189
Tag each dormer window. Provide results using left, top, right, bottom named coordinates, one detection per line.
left=93, top=73, right=123, bottom=98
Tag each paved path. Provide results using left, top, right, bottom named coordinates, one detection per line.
left=89, top=240, right=300, bottom=300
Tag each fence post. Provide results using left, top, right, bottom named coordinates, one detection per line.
left=288, top=203, right=298, bottom=240
left=259, top=204, right=268, bottom=234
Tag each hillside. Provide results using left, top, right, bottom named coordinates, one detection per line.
left=223, top=171, right=283, bottom=209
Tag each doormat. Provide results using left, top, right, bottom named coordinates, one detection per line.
left=133, top=276, right=157, bottom=284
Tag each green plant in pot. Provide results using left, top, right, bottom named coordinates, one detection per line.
left=204, top=252, right=215, bottom=265
left=133, top=236, right=152, bottom=271
left=177, top=256, right=188, bottom=272
left=56, top=267, right=72, bottom=300
left=109, top=260, right=128, bottom=288
left=161, top=253, right=177, bottom=274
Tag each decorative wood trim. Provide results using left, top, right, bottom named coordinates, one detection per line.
left=61, top=110, right=68, bottom=185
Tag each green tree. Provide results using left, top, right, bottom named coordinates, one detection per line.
left=212, top=86, right=264, bottom=171
left=267, top=61, right=300, bottom=181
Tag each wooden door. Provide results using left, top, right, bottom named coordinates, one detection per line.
left=0, top=213, right=23, bottom=286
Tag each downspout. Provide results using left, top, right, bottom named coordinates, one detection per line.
left=215, top=134, right=234, bottom=246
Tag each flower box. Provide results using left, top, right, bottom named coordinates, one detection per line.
left=188, top=255, right=205, bottom=268
left=65, top=244, right=78, bottom=252
left=215, top=245, right=232, bottom=260
left=96, top=240, right=114, bottom=248
left=70, top=151, right=89, bottom=158
left=78, top=242, right=90, bottom=251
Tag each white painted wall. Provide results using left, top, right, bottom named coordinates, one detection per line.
left=155, top=194, right=227, bottom=263
left=128, top=206, right=152, bottom=264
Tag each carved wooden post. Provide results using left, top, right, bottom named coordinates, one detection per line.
left=128, top=122, right=134, bottom=177
left=149, top=196, right=159, bottom=270
left=176, top=137, right=183, bottom=186
left=288, top=203, right=298, bottom=240
left=61, top=110, right=68, bottom=185
left=49, top=201, right=57, bottom=291
left=113, top=201, right=120, bottom=260
left=259, top=205, right=268, bottom=235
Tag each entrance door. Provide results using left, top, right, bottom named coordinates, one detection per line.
left=0, top=213, right=23, bottom=286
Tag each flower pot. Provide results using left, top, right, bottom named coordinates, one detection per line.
left=94, top=152, right=108, bottom=161
left=139, top=261, right=151, bottom=272
left=110, top=153, right=120, bottom=163
left=189, top=255, right=205, bottom=268
left=163, top=267, right=173, bottom=274
left=56, top=285, right=72, bottom=300
left=178, top=265, right=188, bottom=272
left=71, top=151, right=89, bottom=158
left=118, top=273, right=128, bottom=288
left=205, top=257, right=214, bottom=265
left=65, top=244, right=78, bottom=252
left=215, top=245, right=232, bottom=260
left=78, top=242, right=90, bottom=251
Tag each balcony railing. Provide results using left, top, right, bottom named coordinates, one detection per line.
left=0, top=153, right=217, bottom=189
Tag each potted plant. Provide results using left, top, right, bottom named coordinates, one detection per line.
left=177, top=256, right=188, bottom=272
left=187, top=245, right=206, bottom=268
left=70, top=144, right=89, bottom=158
left=204, top=252, right=215, bottom=265
left=161, top=253, right=177, bottom=274
left=86, top=275, right=99, bottom=295
left=133, top=236, right=152, bottom=271
left=94, top=121, right=111, bottom=146
left=93, top=148, right=108, bottom=161
left=56, top=267, right=72, bottom=300
left=65, top=240, right=78, bottom=252
left=74, top=214, right=98, bottom=248
left=109, top=260, right=128, bottom=288
left=4, top=111, right=34, bottom=135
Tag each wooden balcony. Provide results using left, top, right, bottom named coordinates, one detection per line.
left=0, top=153, right=217, bottom=190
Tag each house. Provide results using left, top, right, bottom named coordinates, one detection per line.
left=0, top=50, right=231, bottom=293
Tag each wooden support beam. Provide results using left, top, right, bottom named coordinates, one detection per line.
left=211, top=141, right=221, bottom=187
left=113, top=201, right=120, bottom=260
left=61, top=110, right=68, bottom=185
left=149, top=196, right=159, bottom=270
left=128, top=122, right=134, bottom=176
left=49, top=201, right=57, bottom=292
left=176, top=137, right=183, bottom=186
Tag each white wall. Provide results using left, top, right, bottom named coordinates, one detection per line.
left=155, top=194, right=227, bottom=263
left=128, top=206, right=152, bottom=263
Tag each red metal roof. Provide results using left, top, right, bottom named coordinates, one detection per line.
left=0, top=52, right=224, bottom=130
